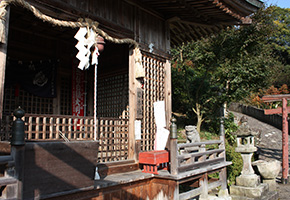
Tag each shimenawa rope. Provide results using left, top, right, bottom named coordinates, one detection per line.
left=0, top=0, right=139, bottom=47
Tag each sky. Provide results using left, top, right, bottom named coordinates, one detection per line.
left=262, top=0, right=290, bottom=8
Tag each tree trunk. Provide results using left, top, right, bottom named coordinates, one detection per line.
left=193, top=103, right=204, bottom=133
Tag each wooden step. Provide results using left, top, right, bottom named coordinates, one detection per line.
left=0, top=177, right=17, bottom=187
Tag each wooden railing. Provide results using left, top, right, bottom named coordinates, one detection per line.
left=25, top=114, right=97, bottom=140
left=0, top=114, right=129, bottom=162
left=170, top=136, right=230, bottom=200
left=177, top=139, right=225, bottom=173
left=171, top=138, right=226, bottom=175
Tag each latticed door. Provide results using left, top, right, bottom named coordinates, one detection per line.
left=141, top=52, right=166, bottom=151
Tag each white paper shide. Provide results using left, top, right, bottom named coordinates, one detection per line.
left=74, top=27, right=98, bottom=70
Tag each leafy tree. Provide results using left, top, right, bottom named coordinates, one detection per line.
left=171, top=7, right=279, bottom=132
left=172, top=40, right=218, bottom=133
left=266, top=6, right=290, bottom=86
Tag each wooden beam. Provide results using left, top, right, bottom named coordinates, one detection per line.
left=178, top=149, right=224, bottom=162
left=179, top=187, right=201, bottom=200
left=128, top=48, right=137, bottom=160
left=178, top=140, right=222, bottom=149
left=0, top=5, right=10, bottom=120
left=262, top=94, right=290, bottom=102
left=26, top=0, right=134, bottom=39
left=264, top=107, right=284, bottom=115
left=178, top=157, right=225, bottom=173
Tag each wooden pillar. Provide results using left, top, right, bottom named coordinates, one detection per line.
left=128, top=48, right=137, bottom=160
left=219, top=135, right=227, bottom=191
left=164, top=60, right=172, bottom=129
left=170, top=138, right=178, bottom=175
left=199, top=174, right=208, bottom=199
left=164, top=18, right=171, bottom=129
left=282, top=98, right=289, bottom=184
left=0, top=4, right=10, bottom=119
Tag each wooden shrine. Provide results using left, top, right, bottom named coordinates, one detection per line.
left=0, top=0, right=263, bottom=199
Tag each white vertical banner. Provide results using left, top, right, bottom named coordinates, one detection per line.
left=135, top=120, right=142, bottom=140
left=154, top=101, right=166, bottom=129
left=153, top=101, right=169, bottom=150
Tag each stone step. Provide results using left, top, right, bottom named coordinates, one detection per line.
left=0, top=177, right=17, bottom=187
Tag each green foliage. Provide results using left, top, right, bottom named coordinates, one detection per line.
left=177, top=128, right=186, bottom=141
left=267, top=7, right=290, bottom=62
left=200, top=131, right=218, bottom=140
left=224, top=112, right=238, bottom=146
left=226, top=141, right=243, bottom=186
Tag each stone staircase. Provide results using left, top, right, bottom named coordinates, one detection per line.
left=0, top=155, right=18, bottom=200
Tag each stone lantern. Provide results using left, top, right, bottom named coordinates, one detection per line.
left=230, top=116, right=278, bottom=200
left=234, top=117, right=260, bottom=187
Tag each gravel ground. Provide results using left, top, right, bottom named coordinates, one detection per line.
left=231, top=111, right=290, bottom=200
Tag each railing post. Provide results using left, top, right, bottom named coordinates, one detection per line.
left=219, top=103, right=227, bottom=190
left=170, top=118, right=178, bottom=175
left=218, top=103, right=230, bottom=198
left=11, top=107, right=25, bottom=200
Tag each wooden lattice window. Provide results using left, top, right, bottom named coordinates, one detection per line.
left=60, top=75, right=72, bottom=115
left=3, top=86, right=54, bottom=115
left=97, top=117, right=129, bottom=162
left=2, top=86, right=17, bottom=116
left=141, top=53, right=165, bottom=151
left=97, top=73, right=129, bottom=118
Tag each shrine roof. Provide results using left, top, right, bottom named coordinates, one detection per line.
left=137, top=0, right=263, bottom=46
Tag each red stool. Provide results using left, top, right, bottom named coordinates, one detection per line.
left=139, top=150, right=169, bottom=174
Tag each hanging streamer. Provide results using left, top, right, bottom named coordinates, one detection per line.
left=94, top=59, right=98, bottom=141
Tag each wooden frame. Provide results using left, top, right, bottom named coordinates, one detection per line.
left=0, top=5, right=10, bottom=120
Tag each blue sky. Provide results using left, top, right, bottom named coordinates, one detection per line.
left=262, top=0, right=290, bottom=8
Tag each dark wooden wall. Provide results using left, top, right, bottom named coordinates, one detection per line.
left=22, top=141, right=99, bottom=199
left=44, top=178, right=177, bottom=200
left=25, top=0, right=170, bottom=55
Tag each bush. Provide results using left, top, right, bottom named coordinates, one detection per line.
left=226, top=141, right=243, bottom=186
left=224, top=112, right=238, bottom=146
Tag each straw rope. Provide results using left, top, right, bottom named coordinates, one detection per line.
left=0, top=0, right=139, bottom=47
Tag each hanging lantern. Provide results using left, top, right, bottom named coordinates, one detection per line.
left=96, top=35, right=105, bottom=53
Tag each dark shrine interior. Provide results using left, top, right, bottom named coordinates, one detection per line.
left=4, top=6, right=129, bottom=117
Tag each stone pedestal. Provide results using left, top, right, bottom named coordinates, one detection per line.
left=236, top=174, right=260, bottom=187
left=263, top=179, right=277, bottom=191
left=230, top=183, right=268, bottom=199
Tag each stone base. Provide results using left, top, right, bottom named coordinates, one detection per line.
left=218, top=188, right=231, bottom=198
left=230, top=183, right=268, bottom=199
left=200, top=195, right=232, bottom=200
left=236, top=174, right=260, bottom=187
left=231, top=191, right=278, bottom=200
left=262, top=179, right=277, bottom=191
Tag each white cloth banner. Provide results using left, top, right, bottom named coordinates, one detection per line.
left=154, top=101, right=166, bottom=129
left=153, top=101, right=169, bottom=150
left=135, top=120, right=142, bottom=140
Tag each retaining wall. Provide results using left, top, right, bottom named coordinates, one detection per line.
left=229, top=103, right=284, bottom=130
